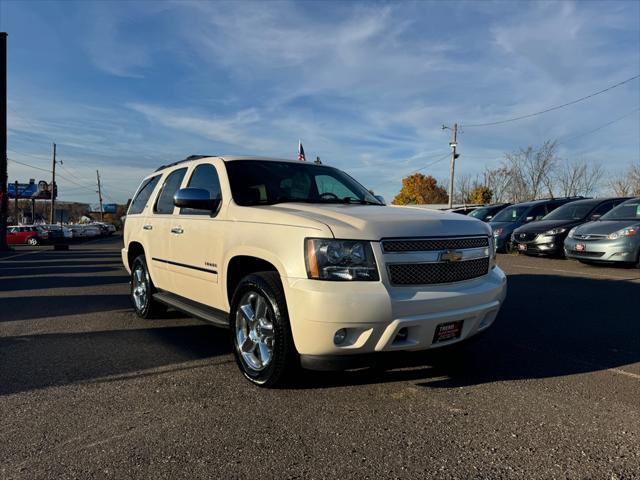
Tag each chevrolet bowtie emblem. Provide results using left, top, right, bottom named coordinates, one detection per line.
left=440, top=250, right=464, bottom=262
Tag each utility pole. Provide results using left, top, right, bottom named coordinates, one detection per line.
left=14, top=180, right=18, bottom=223
left=49, top=143, right=56, bottom=224
left=96, top=170, right=104, bottom=222
left=443, top=123, right=460, bottom=208
left=0, top=32, right=8, bottom=250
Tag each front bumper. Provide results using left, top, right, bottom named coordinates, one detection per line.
left=564, top=237, right=639, bottom=263
left=283, top=267, right=507, bottom=360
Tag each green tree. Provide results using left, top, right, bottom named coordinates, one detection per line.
left=468, top=185, right=493, bottom=204
left=392, top=173, right=448, bottom=205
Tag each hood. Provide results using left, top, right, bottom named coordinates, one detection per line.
left=514, top=219, right=582, bottom=234
left=235, top=203, right=491, bottom=240
left=574, top=220, right=640, bottom=236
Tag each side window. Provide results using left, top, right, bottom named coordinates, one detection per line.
left=315, top=174, right=358, bottom=199
left=128, top=175, right=161, bottom=215
left=592, top=201, right=613, bottom=217
left=181, top=164, right=223, bottom=216
left=154, top=168, right=187, bottom=215
left=529, top=205, right=546, bottom=219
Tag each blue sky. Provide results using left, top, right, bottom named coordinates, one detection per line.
left=1, top=0, right=639, bottom=204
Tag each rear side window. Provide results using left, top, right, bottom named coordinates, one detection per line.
left=154, top=168, right=187, bottom=215
left=528, top=204, right=547, bottom=219
left=181, top=164, right=222, bottom=216
left=128, top=175, right=160, bottom=215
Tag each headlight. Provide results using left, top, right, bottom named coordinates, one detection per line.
left=607, top=226, right=639, bottom=240
left=567, top=227, right=576, bottom=239
left=493, top=227, right=504, bottom=237
left=305, top=239, right=379, bottom=281
left=544, top=227, right=567, bottom=236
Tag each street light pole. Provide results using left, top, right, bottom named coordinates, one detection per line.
left=443, top=123, right=460, bottom=209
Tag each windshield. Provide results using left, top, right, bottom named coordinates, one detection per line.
left=469, top=206, right=504, bottom=221
left=492, top=205, right=528, bottom=222
left=543, top=203, right=592, bottom=221
left=224, top=160, right=382, bottom=206
left=600, top=200, right=640, bottom=221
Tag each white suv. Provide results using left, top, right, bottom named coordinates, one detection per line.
left=122, top=155, right=507, bottom=386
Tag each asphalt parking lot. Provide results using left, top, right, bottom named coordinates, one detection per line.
left=1, top=235, right=639, bottom=479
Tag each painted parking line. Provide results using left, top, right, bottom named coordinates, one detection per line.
left=510, top=263, right=640, bottom=281
left=514, top=342, right=640, bottom=381
left=0, top=250, right=49, bottom=262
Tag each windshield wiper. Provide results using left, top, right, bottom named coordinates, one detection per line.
left=341, top=196, right=381, bottom=205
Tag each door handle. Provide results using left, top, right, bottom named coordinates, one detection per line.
left=143, top=224, right=153, bottom=230
left=171, top=227, right=184, bottom=235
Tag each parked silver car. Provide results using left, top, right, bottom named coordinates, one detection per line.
left=564, top=197, right=640, bottom=266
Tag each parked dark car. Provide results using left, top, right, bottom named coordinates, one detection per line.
left=511, top=197, right=629, bottom=256
left=444, top=205, right=481, bottom=215
left=490, top=197, right=585, bottom=252
left=468, top=203, right=511, bottom=222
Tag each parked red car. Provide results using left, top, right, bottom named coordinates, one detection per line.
left=6, top=226, right=48, bottom=246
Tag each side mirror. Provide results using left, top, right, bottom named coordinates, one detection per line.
left=525, top=216, right=534, bottom=223
left=374, top=195, right=386, bottom=205
left=174, top=188, right=220, bottom=211
left=590, top=214, right=601, bottom=221
left=485, top=215, right=493, bottom=221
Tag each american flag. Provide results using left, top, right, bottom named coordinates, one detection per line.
left=298, top=140, right=306, bottom=161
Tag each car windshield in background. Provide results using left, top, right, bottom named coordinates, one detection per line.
left=492, top=206, right=527, bottom=222
left=600, top=201, right=640, bottom=221
left=543, top=203, right=592, bottom=221
left=224, top=160, right=382, bottom=206
left=468, top=207, right=492, bottom=220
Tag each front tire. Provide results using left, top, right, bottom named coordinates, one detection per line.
left=131, top=255, right=166, bottom=319
left=27, top=237, right=39, bottom=246
left=230, top=272, right=297, bottom=387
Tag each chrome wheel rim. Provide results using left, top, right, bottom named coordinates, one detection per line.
left=235, top=291, right=275, bottom=372
left=132, top=264, right=148, bottom=311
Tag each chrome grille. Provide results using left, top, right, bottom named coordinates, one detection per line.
left=569, top=250, right=604, bottom=258
left=382, top=236, right=488, bottom=253
left=388, top=258, right=490, bottom=285
left=573, top=234, right=607, bottom=240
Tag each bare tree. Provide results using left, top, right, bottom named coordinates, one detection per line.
left=630, top=162, right=640, bottom=195
left=609, top=162, right=640, bottom=196
left=455, top=174, right=473, bottom=204
left=483, top=166, right=511, bottom=203
left=555, top=159, right=604, bottom=197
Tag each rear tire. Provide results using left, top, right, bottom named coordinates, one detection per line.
left=131, top=255, right=167, bottom=319
left=230, top=272, right=298, bottom=387
left=26, top=237, right=39, bottom=246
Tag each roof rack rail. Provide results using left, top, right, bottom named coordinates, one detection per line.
left=155, top=155, right=216, bottom=172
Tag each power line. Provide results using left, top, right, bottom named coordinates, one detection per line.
left=7, top=157, right=51, bottom=174
left=556, top=106, right=640, bottom=144
left=369, top=152, right=451, bottom=191
left=462, top=74, right=640, bottom=128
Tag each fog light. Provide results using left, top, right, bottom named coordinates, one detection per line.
left=334, top=328, right=347, bottom=345
left=394, top=327, right=408, bottom=343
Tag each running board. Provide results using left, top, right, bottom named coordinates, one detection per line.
left=153, top=291, right=229, bottom=328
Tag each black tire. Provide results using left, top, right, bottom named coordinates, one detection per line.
left=230, top=271, right=298, bottom=387
left=26, top=237, right=39, bottom=246
left=130, top=254, right=166, bottom=319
